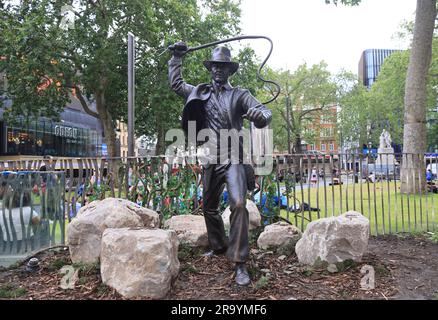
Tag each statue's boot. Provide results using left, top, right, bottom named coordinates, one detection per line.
left=235, top=262, right=251, bottom=286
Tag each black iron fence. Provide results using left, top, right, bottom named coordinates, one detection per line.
left=0, top=153, right=437, bottom=247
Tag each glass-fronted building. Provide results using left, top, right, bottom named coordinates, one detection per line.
left=358, top=49, right=400, bottom=88
left=0, top=93, right=105, bottom=158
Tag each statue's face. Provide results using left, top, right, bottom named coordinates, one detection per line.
left=211, top=63, right=231, bottom=85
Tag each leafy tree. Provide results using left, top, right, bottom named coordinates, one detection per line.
left=266, top=62, right=338, bottom=153
left=338, top=76, right=370, bottom=150
left=328, top=0, right=438, bottom=194
left=0, top=0, right=245, bottom=157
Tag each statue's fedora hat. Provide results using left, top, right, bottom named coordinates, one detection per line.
left=203, top=46, right=239, bottom=75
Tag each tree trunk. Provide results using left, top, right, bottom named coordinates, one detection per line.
left=95, top=91, right=120, bottom=189
left=155, top=122, right=166, bottom=156
left=95, top=92, right=117, bottom=158
left=294, top=135, right=303, bottom=154
left=400, top=0, right=437, bottom=194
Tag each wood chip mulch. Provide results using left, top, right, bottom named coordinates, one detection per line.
left=1, top=234, right=437, bottom=300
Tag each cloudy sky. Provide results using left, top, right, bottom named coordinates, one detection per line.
left=239, top=0, right=417, bottom=74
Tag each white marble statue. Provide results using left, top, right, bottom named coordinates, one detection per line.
left=379, top=129, right=392, bottom=149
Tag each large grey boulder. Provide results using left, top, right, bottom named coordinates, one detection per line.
left=222, top=200, right=261, bottom=231
left=100, top=228, right=179, bottom=299
left=257, top=222, right=302, bottom=251
left=68, top=198, right=160, bottom=264
left=164, top=215, right=208, bottom=247
left=295, top=211, right=370, bottom=265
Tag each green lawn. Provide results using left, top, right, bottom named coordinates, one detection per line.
left=278, top=180, right=438, bottom=235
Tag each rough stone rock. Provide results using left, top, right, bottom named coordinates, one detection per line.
left=222, top=200, right=261, bottom=231
left=257, top=222, right=302, bottom=251
left=100, top=228, right=179, bottom=299
left=68, top=198, right=160, bottom=263
left=164, top=215, right=208, bottom=247
left=295, top=211, right=370, bottom=265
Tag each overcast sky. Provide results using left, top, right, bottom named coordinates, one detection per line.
left=239, top=0, right=417, bottom=75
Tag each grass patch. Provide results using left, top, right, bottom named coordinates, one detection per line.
left=178, top=243, right=202, bottom=261
left=301, top=267, right=313, bottom=277
left=335, top=259, right=358, bottom=272
left=278, top=181, right=438, bottom=235
left=47, top=257, right=69, bottom=271
left=72, top=261, right=100, bottom=276
left=0, top=284, right=27, bottom=298
left=374, top=264, right=391, bottom=277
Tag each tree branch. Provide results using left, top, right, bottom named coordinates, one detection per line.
left=74, top=86, right=99, bottom=118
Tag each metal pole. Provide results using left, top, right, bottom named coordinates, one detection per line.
left=286, top=96, right=292, bottom=154
left=128, top=32, right=135, bottom=158
left=127, top=32, right=135, bottom=200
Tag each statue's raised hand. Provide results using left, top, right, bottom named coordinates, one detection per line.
left=169, top=41, right=188, bottom=58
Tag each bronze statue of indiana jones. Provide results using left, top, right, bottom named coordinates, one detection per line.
left=168, top=42, right=272, bottom=286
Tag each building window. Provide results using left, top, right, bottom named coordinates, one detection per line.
left=321, top=144, right=326, bottom=152
left=329, top=143, right=334, bottom=151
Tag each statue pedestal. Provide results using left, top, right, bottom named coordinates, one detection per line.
left=376, top=148, right=398, bottom=165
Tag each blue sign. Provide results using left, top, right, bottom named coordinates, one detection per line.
left=362, top=148, right=377, bottom=155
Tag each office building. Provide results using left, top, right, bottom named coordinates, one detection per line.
left=358, top=49, right=400, bottom=88
left=0, top=71, right=106, bottom=159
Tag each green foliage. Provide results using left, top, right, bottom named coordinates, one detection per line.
left=47, top=257, right=68, bottom=271
left=182, top=263, right=199, bottom=274
left=0, top=284, right=27, bottom=298
left=429, top=231, right=438, bottom=243
left=374, top=264, right=390, bottom=277
left=301, top=267, right=313, bottom=277
left=72, top=261, right=100, bottom=276
left=254, top=275, right=269, bottom=289
left=339, top=41, right=438, bottom=151
left=249, top=226, right=264, bottom=246
left=0, top=0, right=248, bottom=156
left=178, top=242, right=202, bottom=261
left=334, top=259, right=357, bottom=272
left=258, top=173, right=281, bottom=224
left=266, top=62, right=339, bottom=152
left=96, top=283, right=111, bottom=295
